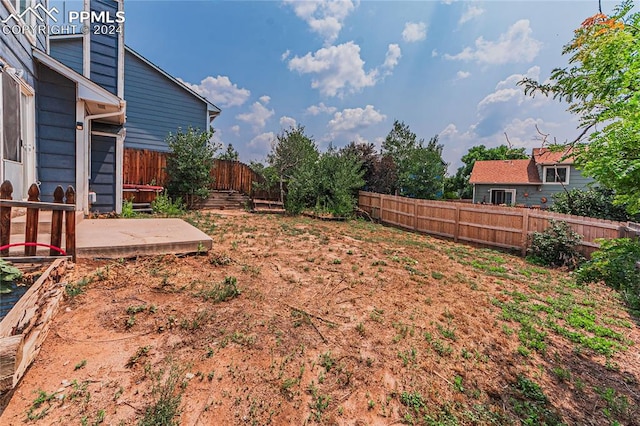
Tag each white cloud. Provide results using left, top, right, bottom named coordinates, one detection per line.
left=248, top=131, right=275, bottom=150
left=445, top=19, right=542, bottom=65
left=456, top=70, right=471, bottom=80
left=281, top=50, right=291, bottom=61
left=402, top=21, right=427, bottom=43
left=236, top=99, right=275, bottom=132
left=383, top=44, right=402, bottom=71
left=432, top=49, right=438, bottom=57
left=284, top=0, right=357, bottom=45
left=179, top=75, right=250, bottom=108
left=231, top=125, right=240, bottom=134
left=327, top=105, right=386, bottom=133
left=280, top=116, right=297, bottom=129
left=306, top=102, right=337, bottom=116
left=259, top=95, right=271, bottom=104
left=478, top=66, right=544, bottom=110
left=459, top=5, right=484, bottom=24
left=288, top=41, right=379, bottom=97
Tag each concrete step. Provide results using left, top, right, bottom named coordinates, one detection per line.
left=9, top=211, right=83, bottom=235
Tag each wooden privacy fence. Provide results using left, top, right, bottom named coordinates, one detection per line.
left=358, top=191, right=626, bottom=257
left=122, top=148, right=273, bottom=198
left=0, top=181, right=76, bottom=261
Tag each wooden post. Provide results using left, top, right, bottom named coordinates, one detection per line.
left=453, top=204, right=461, bottom=243
left=24, top=184, right=40, bottom=256
left=65, top=186, right=76, bottom=261
left=521, top=209, right=530, bottom=256
left=50, top=186, right=65, bottom=256
left=0, top=181, right=13, bottom=256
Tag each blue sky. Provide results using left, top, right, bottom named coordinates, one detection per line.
left=121, top=0, right=620, bottom=171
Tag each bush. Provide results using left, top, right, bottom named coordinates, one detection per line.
left=121, top=199, right=137, bottom=218
left=527, top=220, right=584, bottom=269
left=152, top=192, right=185, bottom=216
left=575, top=238, right=640, bottom=310
left=550, top=187, right=639, bottom=222
left=165, top=127, right=219, bottom=208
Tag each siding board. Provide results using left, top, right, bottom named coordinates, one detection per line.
left=49, top=38, right=83, bottom=74
left=36, top=63, right=76, bottom=202
left=124, top=50, right=208, bottom=152
left=89, top=0, right=119, bottom=95
left=90, top=135, right=116, bottom=212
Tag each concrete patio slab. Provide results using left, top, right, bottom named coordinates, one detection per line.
left=76, top=218, right=212, bottom=258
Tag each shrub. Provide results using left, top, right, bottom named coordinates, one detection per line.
left=575, top=238, right=640, bottom=310
left=527, top=220, right=584, bottom=269
left=165, top=127, right=219, bottom=208
left=550, top=187, right=639, bottom=222
left=152, top=192, right=185, bottom=216
left=121, top=199, right=137, bottom=218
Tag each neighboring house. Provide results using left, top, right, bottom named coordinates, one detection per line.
left=469, top=147, right=594, bottom=208
left=1, top=0, right=220, bottom=214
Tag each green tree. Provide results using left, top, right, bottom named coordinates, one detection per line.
left=448, top=145, right=528, bottom=199
left=267, top=125, right=319, bottom=203
left=519, top=1, right=640, bottom=213
left=382, top=120, right=447, bottom=199
left=549, top=186, right=639, bottom=222
left=218, top=143, right=239, bottom=161
left=165, top=127, right=219, bottom=207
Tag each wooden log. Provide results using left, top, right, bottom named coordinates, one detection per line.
left=50, top=186, right=65, bottom=256
left=0, top=258, right=66, bottom=391
left=24, top=184, right=40, bottom=256
left=0, top=181, right=12, bottom=256
left=65, top=186, right=76, bottom=261
left=0, top=335, right=23, bottom=392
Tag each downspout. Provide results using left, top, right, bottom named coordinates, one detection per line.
left=82, top=104, right=126, bottom=215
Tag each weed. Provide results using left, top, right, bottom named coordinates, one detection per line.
left=319, top=351, right=335, bottom=372
left=552, top=367, right=571, bottom=382
left=198, top=276, right=241, bottom=303
left=26, top=390, right=57, bottom=421
left=368, top=399, right=376, bottom=410
left=371, top=260, right=387, bottom=266
left=356, top=322, right=365, bottom=336
left=431, top=271, right=444, bottom=280
left=74, top=360, right=87, bottom=371
left=596, top=387, right=633, bottom=419
left=209, top=253, right=232, bottom=266
left=331, top=258, right=342, bottom=265
left=126, top=315, right=136, bottom=329
left=436, top=323, right=457, bottom=341
left=510, top=375, right=562, bottom=425
left=432, top=339, right=453, bottom=357
left=453, top=375, right=464, bottom=392
left=126, top=346, right=151, bottom=368
left=126, top=304, right=147, bottom=314
left=370, top=307, right=384, bottom=323
left=398, top=347, right=417, bottom=366
left=138, top=361, right=187, bottom=426
left=66, top=277, right=91, bottom=298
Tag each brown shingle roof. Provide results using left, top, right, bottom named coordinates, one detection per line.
left=532, top=147, right=575, bottom=164
left=469, top=159, right=541, bottom=184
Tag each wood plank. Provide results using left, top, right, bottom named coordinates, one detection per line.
left=0, top=200, right=75, bottom=211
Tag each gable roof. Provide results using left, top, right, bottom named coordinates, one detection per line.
left=124, top=46, right=221, bottom=118
left=532, top=147, right=575, bottom=165
left=469, top=159, right=541, bottom=185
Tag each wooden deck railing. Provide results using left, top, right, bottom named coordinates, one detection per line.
left=0, top=181, right=76, bottom=261
left=358, top=191, right=628, bottom=257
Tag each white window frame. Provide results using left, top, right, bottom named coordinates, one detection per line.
left=542, top=165, right=570, bottom=185
left=0, top=68, right=36, bottom=196
left=489, top=188, right=516, bottom=205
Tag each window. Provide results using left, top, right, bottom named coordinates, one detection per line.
left=543, top=166, right=570, bottom=184
left=490, top=189, right=515, bottom=205
left=2, top=72, right=21, bottom=162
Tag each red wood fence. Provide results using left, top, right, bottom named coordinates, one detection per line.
left=122, top=148, right=275, bottom=198
left=0, top=181, right=76, bottom=261
left=358, top=191, right=628, bottom=257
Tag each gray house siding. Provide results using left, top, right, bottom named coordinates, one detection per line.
left=473, top=168, right=595, bottom=207
left=89, top=0, right=119, bottom=95
left=124, top=50, right=208, bottom=152
left=0, top=0, right=47, bottom=89
left=36, top=63, right=76, bottom=202
left=49, top=37, right=83, bottom=75
left=90, top=135, right=116, bottom=212
left=473, top=184, right=540, bottom=206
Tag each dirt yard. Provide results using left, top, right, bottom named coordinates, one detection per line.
left=1, top=211, right=638, bottom=425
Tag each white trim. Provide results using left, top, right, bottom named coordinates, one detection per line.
left=489, top=188, right=516, bottom=205
left=117, top=0, right=125, bottom=99
left=542, top=165, right=570, bottom=185
left=32, top=48, right=125, bottom=116
left=76, top=100, right=87, bottom=213
left=115, top=128, right=125, bottom=214
left=82, top=0, right=90, bottom=79
left=49, top=34, right=83, bottom=40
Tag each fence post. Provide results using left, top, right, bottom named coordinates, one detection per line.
left=521, top=209, right=530, bottom=256
left=25, top=183, right=40, bottom=256
left=453, top=204, right=460, bottom=243
left=65, top=186, right=76, bottom=261
left=0, top=181, right=13, bottom=256
left=50, top=186, right=65, bottom=256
